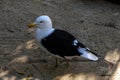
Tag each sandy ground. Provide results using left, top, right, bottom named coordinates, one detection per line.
left=0, top=0, right=120, bottom=80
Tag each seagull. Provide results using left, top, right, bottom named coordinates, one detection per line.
left=28, top=15, right=98, bottom=64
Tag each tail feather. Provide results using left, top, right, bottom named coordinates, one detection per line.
left=78, top=48, right=98, bottom=61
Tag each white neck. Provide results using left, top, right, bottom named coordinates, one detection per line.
left=35, top=27, right=55, bottom=42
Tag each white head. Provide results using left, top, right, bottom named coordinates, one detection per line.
left=28, top=15, right=53, bottom=29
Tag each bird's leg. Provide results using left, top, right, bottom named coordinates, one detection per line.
left=63, top=56, right=70, bottom=67
left=54, top=56, right=70, bottom=68
left=54, top=57, right=59, bottom=68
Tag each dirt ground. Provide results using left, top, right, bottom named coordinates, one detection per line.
left=0, top=0, right=120, bottom=80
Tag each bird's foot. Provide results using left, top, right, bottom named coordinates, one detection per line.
left=54, top=58, right=70, bottom=68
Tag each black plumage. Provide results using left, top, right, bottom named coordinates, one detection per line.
left=41, top=29, right=86, bottom=57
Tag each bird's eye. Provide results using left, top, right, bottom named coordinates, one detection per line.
left=39, top=21, right=43, bottom=23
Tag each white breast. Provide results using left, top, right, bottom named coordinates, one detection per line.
left=35, top=28, right=55, bottom=42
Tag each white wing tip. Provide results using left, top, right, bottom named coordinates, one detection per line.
left=81, top=52, right=99, bottom=61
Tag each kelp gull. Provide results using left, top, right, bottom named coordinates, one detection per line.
left=28, top=15, right=98, bottom=62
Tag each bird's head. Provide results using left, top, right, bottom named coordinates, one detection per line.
left=28, top=15, right=52, bottom=29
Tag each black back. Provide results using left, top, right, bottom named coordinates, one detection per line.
left=41, top=29, right=86, bottom=57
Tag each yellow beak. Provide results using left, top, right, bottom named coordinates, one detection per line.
left=27, top=23, right=36, bottom=28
